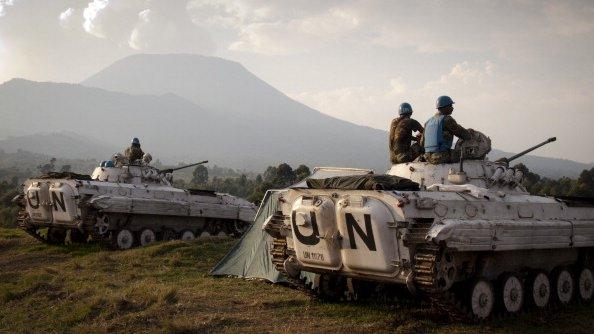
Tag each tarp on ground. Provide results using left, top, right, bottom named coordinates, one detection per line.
left=210, top=167, right=374, bottom=283
left=211, top=190, right=288, bottom=282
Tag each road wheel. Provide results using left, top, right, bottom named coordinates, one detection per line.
left=207, top=221, right=223, bottom=236
left=577, top=267, right=593, bottom=302
left=115, top=229, right=134, bottom=250
left=469, top=278, right=495, bottom=320
left=181, top=230, right=195, bottom=241
left=69, top=229, right=88, bottom=243
left=499, top=274, right=524, bottom=314
left=47, top=228, right=66, bottom=245
left=139, top=229, right=156, bottom=246
left=200, top=230, right=211, bottom=238
left=553, top=268, right=574, bottom=305
left=528, top=272, right=551, bottom=309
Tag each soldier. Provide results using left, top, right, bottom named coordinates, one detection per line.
left=389, top=102, right=424, bottom=163
left=38, top=158, right=57, bottom=174
left=423, top=96, right=471, bottom=164
left=124, top=137, right=144, bottom=163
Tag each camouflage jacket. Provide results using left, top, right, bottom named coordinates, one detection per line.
left=389, top=116, right=424, bottom=152
left=124, top=146, right=144, bottom=162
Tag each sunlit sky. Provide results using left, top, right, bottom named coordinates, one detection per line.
left=1, top=0, right=593, bottom=162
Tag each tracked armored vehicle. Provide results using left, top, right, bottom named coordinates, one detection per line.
left=263, top=133, right=594, bottom=320
left=15, top=159, right=257, bottom=250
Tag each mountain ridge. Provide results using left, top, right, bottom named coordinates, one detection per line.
left=0, top=54, right=590, bottom=178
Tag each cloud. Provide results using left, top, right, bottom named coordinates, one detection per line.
left=424, top=61, right=495, bottom=91
left=128, top=9, right=152, bottom=50
left=0, top=0, right=15, bottom=17
left=58, top=8, right=75, bottom=28
left=127, top=5, right=215, bottom=53
left=83, top=0, right=109, bottom=37
left=76, top=0, right=215, bottom=54
left=229, top=7, right=359, bottom=55
left=291, top=61, right=498, bottom=130
left=290, top=76, right=409, bottom=128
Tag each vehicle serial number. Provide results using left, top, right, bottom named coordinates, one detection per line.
left=303, top=251, right=324, bottom=261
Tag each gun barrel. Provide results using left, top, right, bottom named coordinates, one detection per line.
left=507, top=137, right=556, bottom=163
left=160, top=160, right=208, bottom=173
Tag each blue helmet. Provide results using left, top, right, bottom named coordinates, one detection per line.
left=436, top=95, right=455, bottom=109
left=398, top=102, right=413, bottom=115
left=131, top=137, right=140, bottom=146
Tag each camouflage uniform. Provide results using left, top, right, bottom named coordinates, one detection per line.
left=389, top=116, right=424, bottom=164
left=423, top=114, right=470, bottom=164
left=124, top=146, right=144, bottom=162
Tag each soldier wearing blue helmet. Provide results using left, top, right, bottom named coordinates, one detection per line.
left=389, top=102, right=424, bottom=163
left=422, top=96, right=471, bottom=164
left=124, top=137, right=144, bottom=163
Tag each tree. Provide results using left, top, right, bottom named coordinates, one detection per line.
left=191, top=165, right=208, bottom=185
left=276, top=163, right=296, bottom=187
left=263, top=166, right=278, bottom=183
left=295, top=164, right=311, bottom=181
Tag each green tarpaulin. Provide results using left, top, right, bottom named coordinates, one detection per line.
left=211, top=190, right=288, bottom=282
left=211, top=167, right=375, bottom=284
left=306, top=174, right=419, bottom=191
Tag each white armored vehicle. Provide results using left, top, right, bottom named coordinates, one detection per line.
left=263, top=134, right=594, bottom=320
left=15, top=158, right=257, bottom=250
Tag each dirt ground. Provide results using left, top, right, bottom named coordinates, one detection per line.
left=1, top=228, right=593, bottom=333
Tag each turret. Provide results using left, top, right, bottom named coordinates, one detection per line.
left=90, top=160, right=208, bottom=186
left=388, top=132, right=556, bottom=194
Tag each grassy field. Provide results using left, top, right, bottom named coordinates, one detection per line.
left=1, top=228, right=593, bottom=333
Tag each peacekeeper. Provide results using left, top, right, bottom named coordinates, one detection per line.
left=423, top=96, right=471, bottom=164
left=124, top=137, right=144, bottom=163
left=389, top=102, right=424, bottom=163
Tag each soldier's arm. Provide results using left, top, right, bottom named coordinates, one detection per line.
left=388, top=119, right=397, bottom=150
left=444, top=116, right=471, bottom=140
left=413, top=119, right=424, bottom=133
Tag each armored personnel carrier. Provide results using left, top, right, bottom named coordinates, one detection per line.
left=263, top=133, right=594, bottom=320
left=15, top=156, right=257, bottom=250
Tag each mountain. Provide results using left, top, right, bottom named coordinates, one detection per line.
left=0, top=131, right=117, bottom=160
left=83, top=54, right=308, bottom=119
left=82, top=54, right=592, bottom=178
left=1, top=54, right=590, bottom=177
left=0, top=78, right=386, bottom=170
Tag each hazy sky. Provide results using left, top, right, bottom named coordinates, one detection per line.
left=1, top=0, right=593, bottom=162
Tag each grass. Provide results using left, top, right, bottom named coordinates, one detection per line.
left=0, top=227, right=593, bottom=333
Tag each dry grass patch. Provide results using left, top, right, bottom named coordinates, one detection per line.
left=0, top=227, right=593, bottom=333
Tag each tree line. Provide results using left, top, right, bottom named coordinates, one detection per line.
left=175, top=163, right=311, bottom=204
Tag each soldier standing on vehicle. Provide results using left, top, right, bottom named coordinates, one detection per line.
left=423, top=96, right=471, bottom=164
left=389, top=102, right=424, bottom=164
left=124, top=137, right=144, bottom=163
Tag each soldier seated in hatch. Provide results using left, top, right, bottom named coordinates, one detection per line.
left=389, top=102, right=424, bottom=164
left=124, top=137, right=144, bottom=163
left=423, top=96, right=471, bottom=164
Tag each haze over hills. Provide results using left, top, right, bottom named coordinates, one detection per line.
left=0, top=131, right=117, bottom=160
left=0, top=77, right=386, bottom=171
left=0, top=54, right=590, bottom=178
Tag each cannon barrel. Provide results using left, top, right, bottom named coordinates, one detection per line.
left=506, top=137, right=556, bottom=163
left=159, top=160, right=208, bottom=174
